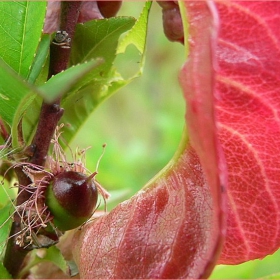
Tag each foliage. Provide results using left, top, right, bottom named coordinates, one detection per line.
left=0, top=1, right=280, bottom=279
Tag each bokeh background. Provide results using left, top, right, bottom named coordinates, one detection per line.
left=69, top=2, right=280, bottom=279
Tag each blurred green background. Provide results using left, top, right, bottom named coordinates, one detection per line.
left=69, top=2, right=280, bottom=279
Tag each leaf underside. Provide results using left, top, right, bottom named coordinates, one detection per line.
left=215, top=2, right=280, bottom=264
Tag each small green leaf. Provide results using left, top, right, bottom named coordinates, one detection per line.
left=27, top=34, right=50, bottom=84
left=42, top=246, right=68, bottom=273
left=71, top=17, right=136, bottom=67
left=117, top=1, right=152, bottom=55
left=0, top=262, right=12, bottom=279
left=0, top=59, right=36, bottom=126
left=18, top=246, right=68, bottom=278
left=115, top=1, right=152, bottom=79
left=0, top=59, right=45, bottom=149
left=11, top=92, right=38, bottom=148
left=0, top=1, right=47, bottom=79
left=38, top=58, right=104, bottom=103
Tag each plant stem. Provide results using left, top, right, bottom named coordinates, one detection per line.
left=3, top=2, right=82, bottom=278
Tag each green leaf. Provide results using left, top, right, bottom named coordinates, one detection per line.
left=0, top=59, right=36, bottom=126
left=18, top=246, right=68, bottom=278
left=113, top=0, right=152, bottom=80
left=71, top=17, right=136, bottom=67
left=19, top=59, right=103, bottom=144
left=0, top=59, right=44, bottom=148
left=38, top=58, right=104, bottom=103
left=0, top=204, right=13, bottom=262
left=27, top=34, right=50, bottom=84
left=53, top=17, right=135, bottom=144
left=0, top=1, right=47, bottom=79
left=17, top=94, right=42, bottom=147
left=41, top=246, right=68, bottom=273
left=60, top=5, right=151, bottom=145
left=0, top=262, right=12, bottom=279
left=117, top=2, right=152, bottom=55
left=11, top=92, right=38, bottom=148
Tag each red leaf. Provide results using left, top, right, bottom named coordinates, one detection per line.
left=216, top=2, right=280, bottom=264
left=72, top=2, right=226, bottom=278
